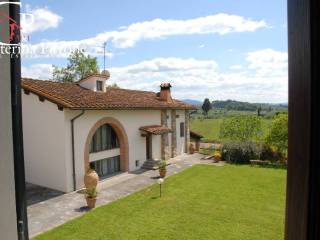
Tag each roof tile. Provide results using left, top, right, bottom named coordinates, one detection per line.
left=139, top=125, right=172, bottom=135
left=21, top=78, right=196, bottom=110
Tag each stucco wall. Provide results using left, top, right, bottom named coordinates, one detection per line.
left=79, top=76, right=107, bottom=92
left=64, top=109, right=162, bottom=190
left=22, top=93, right=69, bottom=192
left=22, top=98, right=187, bottom=192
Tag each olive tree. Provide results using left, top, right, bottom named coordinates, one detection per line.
left=53, top=49, right=99, bottom=82
left=265, top=113, right=288, bottom=155
left=220, top=115, right=262, bottom=142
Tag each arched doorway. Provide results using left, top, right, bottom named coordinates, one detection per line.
left=84, top=117, right=129, bottom=178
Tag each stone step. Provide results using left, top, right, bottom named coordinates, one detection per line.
left=141, top=159, right=160, bottom=170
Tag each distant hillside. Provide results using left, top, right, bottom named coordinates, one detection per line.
left=183, top=99, right=288, bottom=111
left=211, top=100, right=288, bottom=111
left=182, top=99, right=202, bottom=105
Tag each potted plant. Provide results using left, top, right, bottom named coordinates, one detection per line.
left=158, top=160, right=167, bottom=178
left=213, top=150, right=222, bottom=162
left=189, top=143, right=195, bottom=154
left=85, top=187, right=98, bottom=209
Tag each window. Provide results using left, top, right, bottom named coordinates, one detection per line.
left=90, top=124, right=119, bottom=153
left=180, top=122, right=185, bottom=137
left=90, top=156, right=120, bottom=178
left=96, top=80, right=103, bottom=91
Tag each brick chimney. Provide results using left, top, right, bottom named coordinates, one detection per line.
left=159, top=83, right=172, bottom=102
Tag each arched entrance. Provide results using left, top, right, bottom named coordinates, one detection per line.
left=84, top=117, right=129, bottom=176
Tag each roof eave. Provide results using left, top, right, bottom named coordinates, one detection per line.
left=21, top=85, right=73, bottom=108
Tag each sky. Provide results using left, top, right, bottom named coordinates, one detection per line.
left=19, top=0, right=288, bottom=103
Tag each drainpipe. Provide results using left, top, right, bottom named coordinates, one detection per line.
left=71, top=110, right=85, bottom=191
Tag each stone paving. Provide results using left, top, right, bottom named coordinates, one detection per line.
left=28, top=153, right=221, bottom=238
left=26, top=183, right=64, bottom=206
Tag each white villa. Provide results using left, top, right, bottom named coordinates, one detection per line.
left=21, top=71, right=196, bottom=192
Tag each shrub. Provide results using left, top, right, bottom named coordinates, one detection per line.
left=221, top=142, right=260, bottom=164
left=85, top=187, right=97, bottom=199
left=158, top=160, right=167, bottom=171
left=265, top=113, right=288, bottom=157
left=260, top=144, right=283, bottom=162
left=213, top=150, right=222, bottom=162
left=220, top=115, right=262, bottom=142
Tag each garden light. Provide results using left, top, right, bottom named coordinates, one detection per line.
left=158, top=178, right=164, bottom=197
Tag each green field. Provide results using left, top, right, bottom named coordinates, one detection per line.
left=191, top=118, right=272, bottom=142
left=34, top=165, right=286, bottom=240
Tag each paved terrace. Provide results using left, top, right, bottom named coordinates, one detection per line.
left=28, top=153, right=222, bottom=238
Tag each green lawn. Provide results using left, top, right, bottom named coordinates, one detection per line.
left=191, top=118, right=272, bottom=142
left=34, top=165, right=286, bottom=240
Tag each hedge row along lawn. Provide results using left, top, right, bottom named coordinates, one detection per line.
left=34, top=165, right=286, bottom=240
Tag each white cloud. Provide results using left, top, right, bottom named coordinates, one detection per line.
left=107, top=13, right=267, bottom=48
left=21, top=6, right=63, bottom=34
left=22, top=13, right=267, bottom=58
left=246, top=48, right=288, bottom=77
left=22, top=64, right=53, bottom=79
left=229, top=64, right=243, bottom=70
left=21, top=49, right=288, bottom=103
left=198, top=44, right=205, bottom=48
left=108, top=50, right=287, bottom=103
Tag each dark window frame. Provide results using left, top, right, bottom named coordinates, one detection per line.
left=285, top=1, right=320, bottom=239
left=180, top=122, right=185, bottom=137
left=96, top=80, right=103, bottom=91
left=90, top=155, right=121, bottom=178
left=90, top=124, right=119, bottom=153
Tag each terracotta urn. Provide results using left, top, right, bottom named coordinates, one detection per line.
left=214, top=155, right=221, bottom=162
left=84, top=169, right=99, bottom=189
left=159, top=169, right=167, bottom=178
left=189, top=143, right=195, bottom=154
left=86, top=197, right=97, bottom=209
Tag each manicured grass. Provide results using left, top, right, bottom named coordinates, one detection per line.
left=34, top=165, right=286, bottom=240
left=191, top=118, right=272, bottom=142
left=191, top=118, right=224, bottom=142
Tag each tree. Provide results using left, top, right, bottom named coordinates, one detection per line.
left=220, top=115, right=262, bottom=142
left=265, top=113, right=288, bottom=155
left=257, top=105, right=262, bottom=116
left=202, top=98, right=212, bottom=117
left=107, top=83, right=120, bottom=89
left=53, top=49, right=99, bottom=82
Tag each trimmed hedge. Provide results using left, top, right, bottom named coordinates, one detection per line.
left=221, top=142, right=260, bottom=164
left=221, top=142, right=283, bottom=164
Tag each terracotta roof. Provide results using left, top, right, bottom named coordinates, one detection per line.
left=190, top=131, right=203, bottom=139
left=139, top=125, right=172, bottom=135
left=21, top=78, right=196, bottom=110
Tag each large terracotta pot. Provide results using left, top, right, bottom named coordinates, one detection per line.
left=84, top=169, right=99, bottom=189
left=86, top=197, right=97, bottom=209
left=189, top=143, right=195, bottom=154
left=159, top=169, right=167, bottom=178
left=214, top=155, right=221, bottom=162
